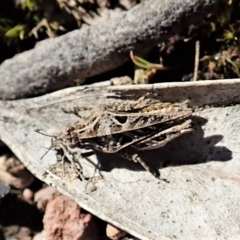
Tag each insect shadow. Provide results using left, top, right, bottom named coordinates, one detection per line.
left=94, top=116, right=232, bottom=176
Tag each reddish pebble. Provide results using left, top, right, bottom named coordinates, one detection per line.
left=43, top=195, right=98, bottom=240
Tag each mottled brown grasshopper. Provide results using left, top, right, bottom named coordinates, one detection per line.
left=49, top=93, right=193, bottom=179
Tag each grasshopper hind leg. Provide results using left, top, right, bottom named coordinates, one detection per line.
left=122, top=152, right=160, bottom=179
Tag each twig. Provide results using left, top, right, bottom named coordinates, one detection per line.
left=193, top=40, right=200, bottom=81
left=0, top=0, right=218, bottom=100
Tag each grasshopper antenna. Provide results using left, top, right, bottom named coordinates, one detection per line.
left=35, top=129, right=57, bottom=159
left=35, top=129, right=56, bottom=138
left=40, top=147, right=53, bottom=160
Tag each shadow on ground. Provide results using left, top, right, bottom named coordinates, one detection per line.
left=95, top=116, right=232, bottom=175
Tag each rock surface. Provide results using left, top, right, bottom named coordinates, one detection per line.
left=1, top=80, right=240, bottom=239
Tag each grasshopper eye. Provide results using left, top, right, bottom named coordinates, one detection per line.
left=66, top=126, right=75, bottom=132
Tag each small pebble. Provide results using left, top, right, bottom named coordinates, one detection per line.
left=23, top=188, right=34, bottom=201
left=34, top=187, right=58, bottom=211
left=106, top=224, right=127, bottom=240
